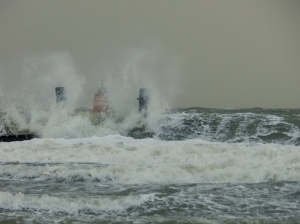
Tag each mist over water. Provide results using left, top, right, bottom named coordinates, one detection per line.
left=1, top=53, right=84, bottom=109
left=0, top=47, right=181, bottom=138
left=98, top=46, right=181, bottom=118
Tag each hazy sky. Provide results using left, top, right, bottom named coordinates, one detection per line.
left=0, top=0, right=300, bottom=108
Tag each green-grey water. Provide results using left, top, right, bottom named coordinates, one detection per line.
left=0, top=108, right=299, bottom=223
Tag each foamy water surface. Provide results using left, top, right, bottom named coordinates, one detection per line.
left=0, top=135, right=300, bottom=223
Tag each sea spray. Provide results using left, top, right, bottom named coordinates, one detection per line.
left=101, top=46, right=181, bottom=119
left=3, top=53, right=85, bottom=109
left=0, top=48, right=181, bottom=139
left=0, top=53, right=86, bottom=136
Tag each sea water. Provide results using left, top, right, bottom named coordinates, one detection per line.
left=0, top=107, right=300, bottom=223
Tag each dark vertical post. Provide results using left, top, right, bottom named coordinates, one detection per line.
left=55, top=87, right=66, bottom=103
left=138, top=88, right=149, bottom=113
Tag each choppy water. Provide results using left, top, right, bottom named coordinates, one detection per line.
left=0, top=108, right=300, bottom=223
left=157, top=108, right=300, bottom=145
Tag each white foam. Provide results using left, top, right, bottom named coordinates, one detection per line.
left=0, top=191, right=155, bottom=215
left=0, top=50, right=179, bottom=139
left=1, top=136, right=299, bottom=184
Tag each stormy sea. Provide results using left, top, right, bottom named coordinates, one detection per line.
left=0, top=106, right=300, bottom=223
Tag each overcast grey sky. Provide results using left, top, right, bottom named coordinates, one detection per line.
left=0, top=0, right=300, bottom=108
